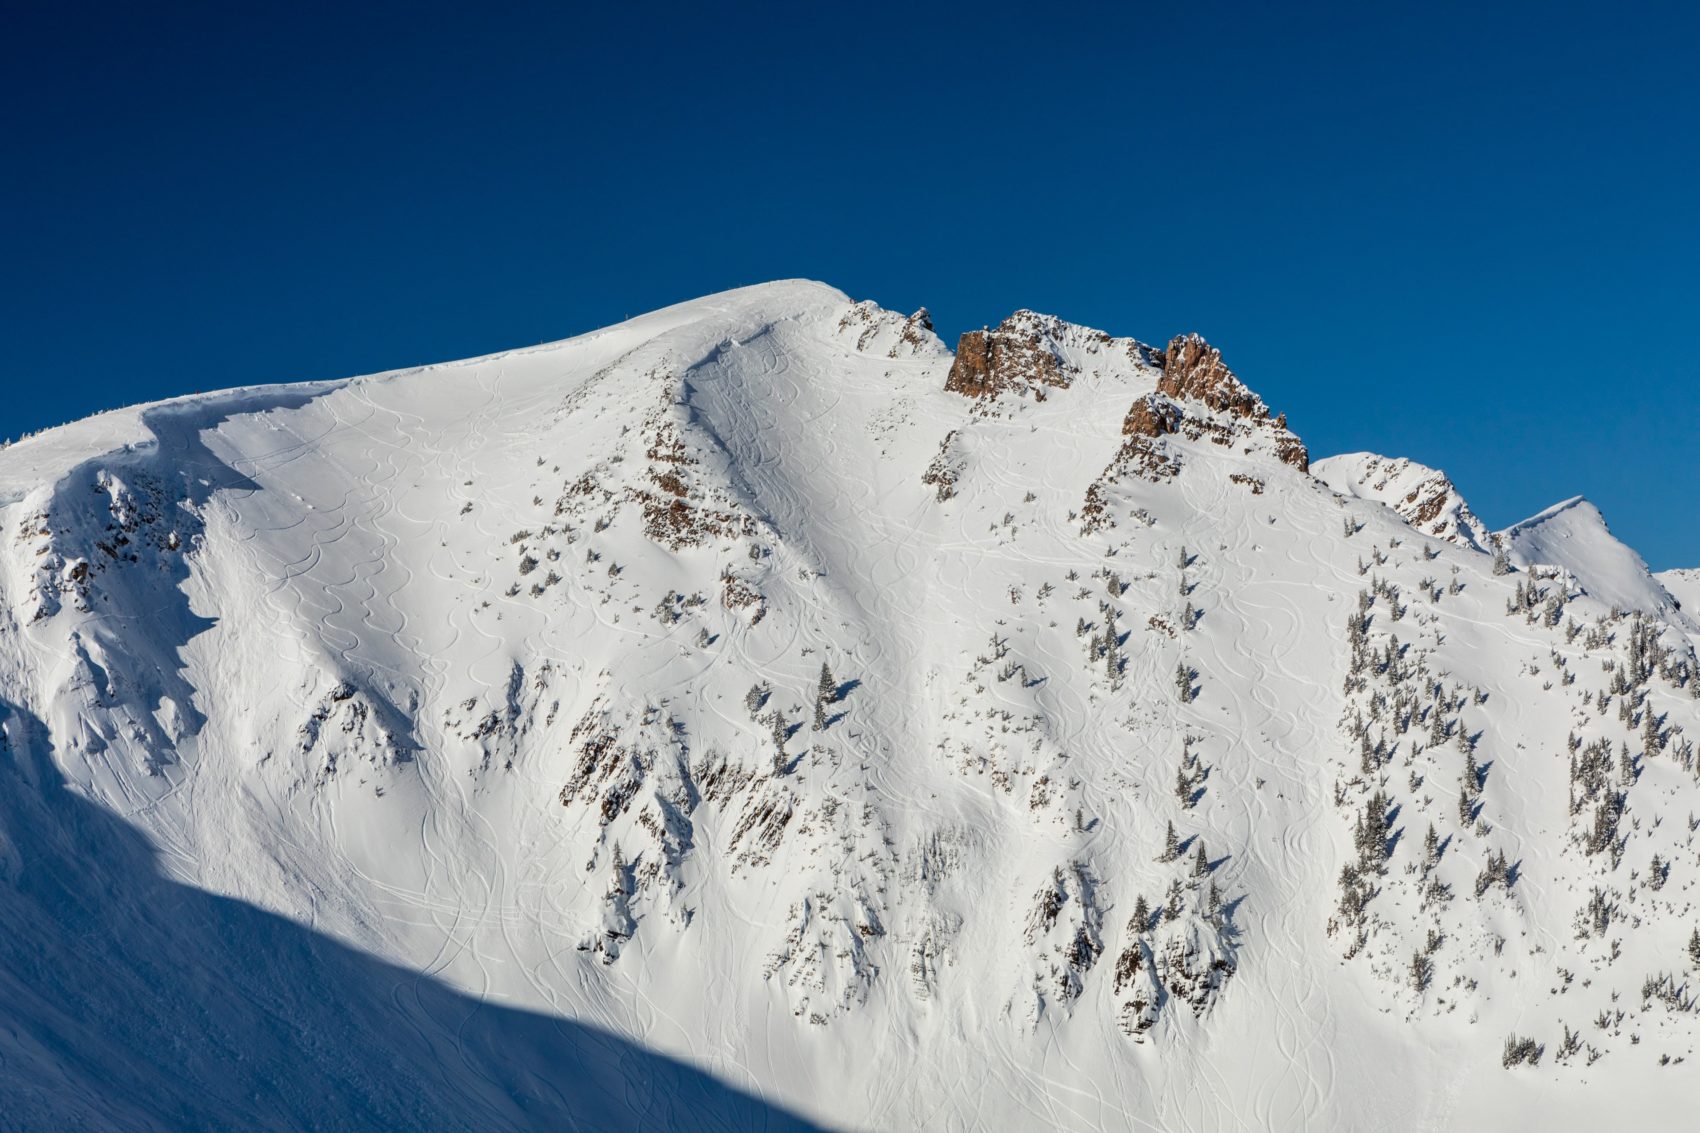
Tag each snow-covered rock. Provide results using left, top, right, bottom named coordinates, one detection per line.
left=1314, top=452, right=1491, bottom=551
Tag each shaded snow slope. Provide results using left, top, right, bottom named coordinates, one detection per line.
left=3, top=279, right=1700, bottom=1131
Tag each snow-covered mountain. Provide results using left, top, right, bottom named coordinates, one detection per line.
left=3, top=280, right=1699, bottom=1131
left=1498, top=497, right=1692, bottom=628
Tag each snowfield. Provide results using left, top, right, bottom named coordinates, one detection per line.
left=2, top=280, right=1698, bottom=1130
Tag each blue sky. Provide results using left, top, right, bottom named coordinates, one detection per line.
left=5, top=1, right=1697, bottom=567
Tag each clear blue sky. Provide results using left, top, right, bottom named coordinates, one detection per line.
left=5, top=1, right=1697, bottom=567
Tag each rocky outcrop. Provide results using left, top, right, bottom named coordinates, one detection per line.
left=944, top=312, right=1087, bottom=400
left=1157, top=334, right=1261, bottom=418
left=1313, top=453, right=1491, bottom=551
left=1121, top=393, right=1183, bottom=438
left=835, top=300, right=947, bottom=359
left=1080, top=336, right=1310, bottom=532
left=1151, top=334, right=1309, bottom=471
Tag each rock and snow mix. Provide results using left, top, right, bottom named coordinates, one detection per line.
left=1, top=279, right=1697, bottom=1130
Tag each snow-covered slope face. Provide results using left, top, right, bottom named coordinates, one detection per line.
left=3, top=280, right=1700, bottom=1131
left=1660, top=568, right=1700, bottom=617
left=1500, top=496, right=1691, bottom=627
left=1313, top=451, right=1491, bottom=551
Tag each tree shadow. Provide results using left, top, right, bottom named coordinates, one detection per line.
left=0, top=699, right=825, bottom=1132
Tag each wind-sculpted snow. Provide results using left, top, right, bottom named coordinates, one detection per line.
left=1, top=279, right=1698, bottom=1130
left=1498, top=496, right=1692, bottom=627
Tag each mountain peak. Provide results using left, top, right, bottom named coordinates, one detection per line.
left=942, top=310, right=1144, bottom=400
left=1125, top=333, right=1309, bottom=472
left=1501, top=495, right=1688, bottom=621
left=1155, top=333, right=1259, bottom=418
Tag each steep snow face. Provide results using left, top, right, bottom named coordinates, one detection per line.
left=2, top=280, right=1700, bottom=1131
left=1313, top=452, right=1491, bottom=551
left=1659, top=568, right=1700, bottom=617
left=1500, top=497, right=1690, bottom=626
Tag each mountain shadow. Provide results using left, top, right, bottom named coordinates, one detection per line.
left=0, top=699, right=825, bottom=1133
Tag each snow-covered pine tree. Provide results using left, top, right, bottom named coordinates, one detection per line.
left=1491, top=541, right=1514, bottom=576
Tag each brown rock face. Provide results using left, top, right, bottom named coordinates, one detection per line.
left=1151, top=333, right=1309, bottom=472
left=945, top=330, right=997, bottom=397
left=1274, top=435, right=1310, bottom=473
left=1120, top=394, right=1181, bottom=438
left=1155, top=334, right=1262, bottom=419
left=944, top=313, right=1075, bottom=399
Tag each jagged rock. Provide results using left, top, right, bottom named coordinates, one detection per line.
left=1157, top=333, right=1262, bottom=418
left=1121, top=393, right=1182, bottom=438
left=1154, top=924, right=1236, bottom=1014
left=835, top=300, right=947, bottom=358
left=1151, top=333, right=1309, bottom=471
left=944, top=312, right=1085, bottom=399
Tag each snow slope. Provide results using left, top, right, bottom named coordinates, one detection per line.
left=1661, top=569, right=1700, bottom=617
left=2, top=280, right=1699, bottom=1131
left=1499, top=496, right=1692, bottom=628
left=1312, top=452, right=1492, bottom=552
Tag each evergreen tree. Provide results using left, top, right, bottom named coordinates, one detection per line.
left=769, top=710, right=789, bottom=772
left=1130, top=894, right=1151, bottom=934
left=812, top=661, right=834, bottom=731
left=1103, top=612, right=1122, bottom=688
left=1688, top=927, right=1700, bottom=968
left=1192, top=839, right=1210, bottom=878
left=1161, top=819, right=1180, bottom=862
left=1409, top=948, right=1432, bottom=993
left=1643, top=707, right=1664, bottom=758
left=1165, top=879, right=1184, bottom=922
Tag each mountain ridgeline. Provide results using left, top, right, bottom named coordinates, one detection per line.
left=1, top=281, right=1697, bottom=1130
